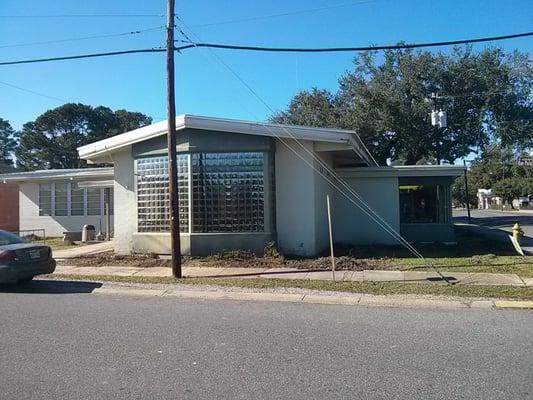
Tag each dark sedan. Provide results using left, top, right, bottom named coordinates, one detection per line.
left=0, top=230, right=56, bottom=283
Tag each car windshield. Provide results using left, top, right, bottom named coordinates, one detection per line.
left=0, top=231, right=26, bottom=246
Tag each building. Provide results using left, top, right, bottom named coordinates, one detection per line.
left=477, top=189, right=502, bottom=210
left=1, top=115, right=464, bottom=256
left=78, top=115, right=463, bottom=255
left=0, top=168, right=114, bottom=237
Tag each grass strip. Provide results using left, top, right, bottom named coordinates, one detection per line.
left=51, top=274, right=533, bottom=301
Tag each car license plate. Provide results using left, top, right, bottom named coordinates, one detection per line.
left=29, top=250, right=40, bottom=259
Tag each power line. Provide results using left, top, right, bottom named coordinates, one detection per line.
left=0, top=26, right=165, bottom=49
left=1, top=31, right=531, bottom=66
left=177, top=31, right=533, bottom=52
left=0, top=80, right=67, bottom=102
left=0, top=13, right=165, bottom=18
left=189, top=0, right=377, bottom=28
left=0, top=48, right=165, bottom=66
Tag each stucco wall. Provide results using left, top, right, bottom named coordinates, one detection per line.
left=313, top=152, right=335, bottom=255
left=333, top=176, right=401, bottom=246
left=275, top=140, right=318, bottom=256
left=112, top=148, right=137, bottom=254
left=19, top=182, right=111, bottom=237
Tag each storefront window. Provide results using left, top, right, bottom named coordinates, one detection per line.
left=399, top=184, right=450, bottom=224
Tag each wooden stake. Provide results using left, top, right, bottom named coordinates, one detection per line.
left=326, top=194, right=336, bottom=281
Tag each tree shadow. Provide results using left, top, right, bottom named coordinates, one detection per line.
left=0, top=279, right=102, bottom=294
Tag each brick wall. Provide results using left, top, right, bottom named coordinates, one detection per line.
left=0, top=183, right=19, bottom=231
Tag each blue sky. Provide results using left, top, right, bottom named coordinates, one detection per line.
left=0, top=0, right=532, bottom=131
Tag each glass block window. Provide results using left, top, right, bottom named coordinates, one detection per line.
left=54, top=182, right=69, bottom=216
left=71, top=182, right=85, bottom=216
left=39, top=184, right=52, bottom=216
left=191, top=152, right=265, bottom=232
left=87, top=188, right=101, bottom=216
left=137, top=155, right=189, bottom=232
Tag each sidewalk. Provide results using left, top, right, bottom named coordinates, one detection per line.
left=53, top=241, right=114, bottom=259
left=53, top=265, right=533, bottom=287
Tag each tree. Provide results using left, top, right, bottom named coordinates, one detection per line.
left=492, top=177, right=531, bottom=208
left=0, top=118, right=18, bottom=170
left=451, top=146, right=533, bottom=207
left=273, top=47, right=532, bottom=165
left=15, top=103, right=152, bottom=170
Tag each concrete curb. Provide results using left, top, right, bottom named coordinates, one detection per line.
left=90, top=284, right=533, bottom=310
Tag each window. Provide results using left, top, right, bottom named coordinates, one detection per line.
left=87, top=188, right=101, bottom=216
left=71, top=183, right=85, bottom=216
left=191, top=152, right=264, bottom=232
left=137, top=156, right=189, bottom=232
left=135, top=152, right=266, bottom=234
left=39, top=184, right=52, bottom=216
left=399, top=184, right=450, bottom=224
left=54, top=182, right=69, bottom=216
left=36, top=182, right=112, bottom=217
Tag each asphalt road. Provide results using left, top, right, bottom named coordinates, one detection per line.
left=1, top=282, right=532, bottom=400
left=454, top=209, right=533, bottom=238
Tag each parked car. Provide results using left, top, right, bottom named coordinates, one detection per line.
left=0, top=230, right=56, bottom=283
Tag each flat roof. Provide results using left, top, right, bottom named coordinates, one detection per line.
left=78, top=114, right=377, bottom=167
left=0, top=167, right=113, bottom=183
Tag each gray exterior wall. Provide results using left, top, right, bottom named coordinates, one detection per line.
left=132, top=128, right=274, bottom=156
left=274, top=140, right=318, bottom=256
left=333, top=175, right=401, bottom=246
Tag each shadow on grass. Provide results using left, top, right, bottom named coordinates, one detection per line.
left=0, top=279, right=102, bottom=294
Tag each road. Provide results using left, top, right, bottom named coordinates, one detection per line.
left=454, top=209, right=533, bottom=238
left=1, top=281, right=532, bottom=400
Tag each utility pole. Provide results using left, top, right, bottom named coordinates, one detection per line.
left=166, top=0, right=181, bottom=278
left=463, top=160, right=471, bottom=224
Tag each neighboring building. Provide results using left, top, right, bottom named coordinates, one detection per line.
left=75, top=114, right=463, bottom=256
left=477, top=188, right=502, bottom=210
left=0, top=182, right=19, bottom=232
left=0, top=163, right=19, bottom=232
left=0, top=168, right=114, bottom=237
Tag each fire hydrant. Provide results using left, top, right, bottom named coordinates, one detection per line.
left=512, top=223, right=524, bottom=244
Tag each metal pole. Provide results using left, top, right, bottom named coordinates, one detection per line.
left=105, top=188, right=111, bottom=241
left=326, top=194, right=336, bottom=282
left=463, top=160, right=471, bottom=224
left=167, top=0, right=181, bottom=278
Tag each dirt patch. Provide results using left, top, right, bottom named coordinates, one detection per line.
left=58, top=250, right=389, bottom=271
left=58, top=251, right=172, bottom=268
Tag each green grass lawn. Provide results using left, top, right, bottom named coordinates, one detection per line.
left=338, top=229, right=532, bottom=277
left=51, top=274, right=533, bottom=301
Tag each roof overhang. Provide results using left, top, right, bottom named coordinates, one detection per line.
left=78, top=114, right=378, bottom=167
left=0, top=167, right=114, bottom=183
left=336, top=165, right=465, bottom=179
